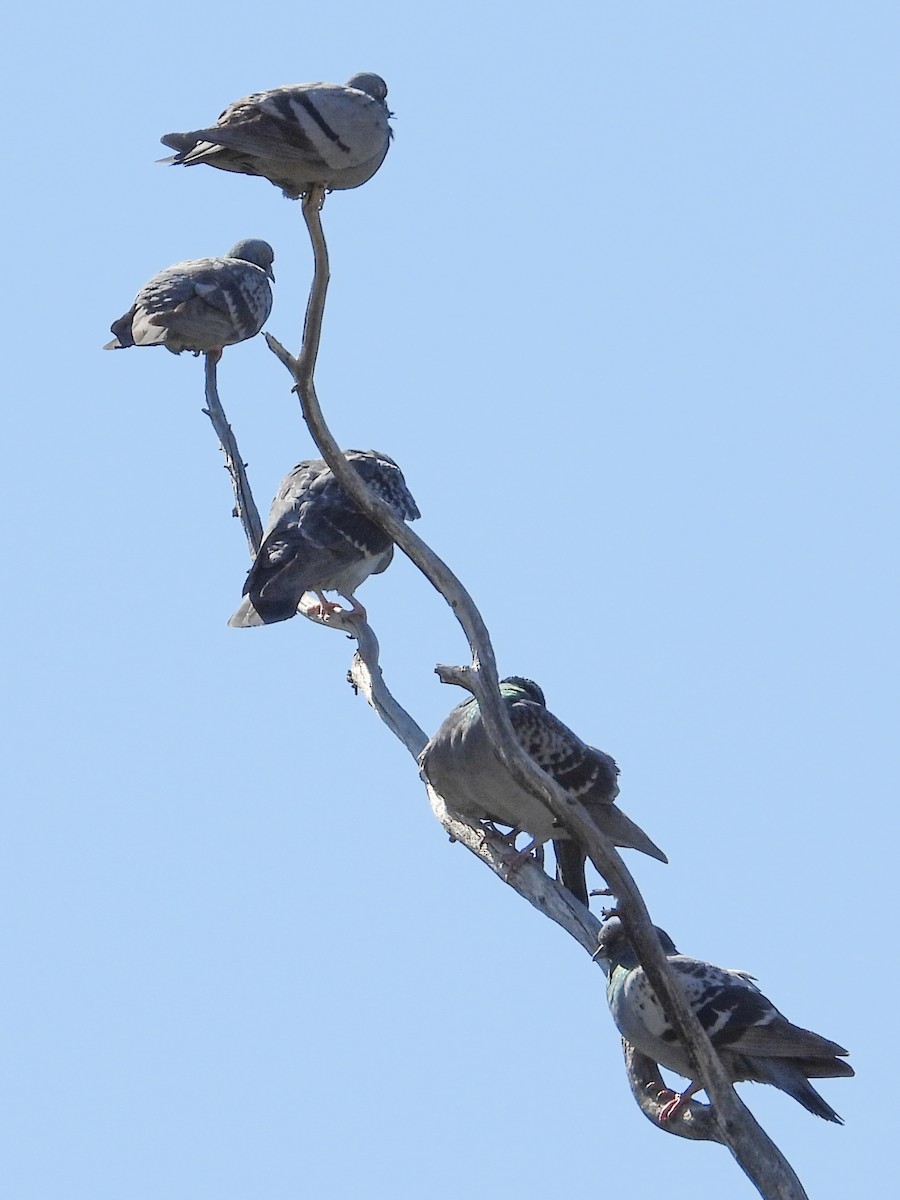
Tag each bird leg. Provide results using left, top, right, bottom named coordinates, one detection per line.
left=481, top=826, right=546, bottom=871
left=299, top=592, right=341, bottom=620
left=481, top=822, right=523, bottom=846
left=304, top=591, right=367, bottom=623
left=658, top=1080, right=704, bottom=1122
left=494, top=838, right=549, bottom=890
left=313, top=590, right=343, bottom=617
left=338, top=592, right=368, bottom=620
left=507, top=837, right=549, bottom=872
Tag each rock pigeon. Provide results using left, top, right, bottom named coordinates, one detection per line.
left=160, top=74, right=392, bottom=199
left=594, top=917, right=854, bottom=1123
left=228, top=450, right=420, bottom=628
left=105, top=240, right=274, bottom=355
left=419, top=677, right=667, bottom=905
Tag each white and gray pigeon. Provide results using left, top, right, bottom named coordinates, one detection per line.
left=419, top=678, right=667, bottom=906
left=594, top=917, right=854, bottom=1123
left=105, top=239, right=274, bottom=356
left=160, top=74, right=392, bottom=199
left=229, top=450, right=420, bottom=628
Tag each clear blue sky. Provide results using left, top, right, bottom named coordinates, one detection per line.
left=5, top=3, right=895, bottom=1197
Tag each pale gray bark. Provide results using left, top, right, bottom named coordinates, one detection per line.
left=246, top=188, right=811, bottom=1200
left=202, top=351, right=263, bottom=555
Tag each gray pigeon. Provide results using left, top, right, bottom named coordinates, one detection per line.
left=419, top=677, right=667, bottom=905
left=229, top=450, right=420, bottom=628
left=161, top=74, right=392, bottom=199
left=105, top=239, right=274, bottom=355
left=594, top=917, right=854, bottom=1123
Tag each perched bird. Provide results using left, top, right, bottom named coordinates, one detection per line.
left=229, top=450, right=420, bottom=628
left=161, top=74, right=392, bottom=199
left=419, top=677, right=667, bottom=905
left=594, top=917, right=854, bottom=1123
left=105, top=240, right=274, bottom=355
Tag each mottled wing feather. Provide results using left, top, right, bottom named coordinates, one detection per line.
left=676, top=969, right=775, bottom=1048
left=350, top=452, right=421, bottom=520
left=244, top=489, right=370, bottom=601
left=297, top=482, right=389, bottom=558
left=127, top=257, right=271, bottom=351
left=165, top=113, right=322, bottom=166
left=236, top=451, right=417, bottom=620
left=253, top=88, right=382, bottom=164
left=137, top=260, right=218, bottom=316
left=508, top=700, right=619, bottom=803
left=284, top=452, right=416, bottom=557
left=670, top=961, right=848, bottom=1060
left=267, top=460, right=325, bottom=516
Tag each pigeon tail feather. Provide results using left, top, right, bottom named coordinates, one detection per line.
left=553, top=839, right=589, bottom=906
left=750, top=1059, right=845, bottom=1124
left=228, top=593, right=300, bottom=627
left=106, top=311, right=137, bottom=349
left=593, top=805, right=668, bottom=863
left=227, top=597, right=266, bottom=628
left=160, top=131, right=200, bottom=155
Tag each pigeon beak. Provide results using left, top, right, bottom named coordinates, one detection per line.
left=266, top=267, right=276, bottom=282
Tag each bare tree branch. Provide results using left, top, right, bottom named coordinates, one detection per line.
left=346, top=620, right=429, bottom=754
left=202, top=352, right=263, bottom=554
left=346, top=624, right=602, bottom=952
left=623, top=1042, right=724, bottom=1143
left=260, top=189, right=811, bottom=1200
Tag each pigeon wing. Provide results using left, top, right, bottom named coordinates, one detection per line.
left=161, top=82, right=391, bottom=184
left=510, top=701, right=667, bottom=864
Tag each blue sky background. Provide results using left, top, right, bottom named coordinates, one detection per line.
left=4, top=3, right=896, bottom=1197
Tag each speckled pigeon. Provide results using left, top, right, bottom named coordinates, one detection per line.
left=228, top=450, right=420, bottom=628
left=594, top=917, right=854, bottom=1123
left=419, top=678, right=667, bottom=905
left=105, top=240, right=274, bottom=356
left=161, top=74, right=392, bottom=199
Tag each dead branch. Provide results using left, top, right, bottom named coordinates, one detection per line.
left=259, top=188, right=811, bottom=1200
left=202, top=352, right=263, bottom=554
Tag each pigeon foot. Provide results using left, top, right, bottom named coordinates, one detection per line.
left=305, top=591, right=368, bottom=623
left=658, top=1081, right=703, bottom=1122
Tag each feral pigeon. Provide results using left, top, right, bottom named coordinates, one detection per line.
left=419, top=678, right=667, bottom=905
left=228, top=450, right=420, bottom=628
left=105, top=240, right=274, bottom=355
left=161, top=74, right=392, bottom=199
left=594, top=917, right=854, bottom=1123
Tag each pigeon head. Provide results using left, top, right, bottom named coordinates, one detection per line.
left=500, top=676, right=546, bottom=706
left=595, top=917, right=679, bottom=969
left=346, top=447, right=398, bottom=463
left=346, top=72, right=389, bottom=104
left=227, top=239, right=276, bottom=281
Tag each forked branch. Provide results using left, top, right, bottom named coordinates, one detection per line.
left=260, top=188, right=809, bottom=1200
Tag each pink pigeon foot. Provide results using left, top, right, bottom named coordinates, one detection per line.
left=658, top=1080, right=703, bottom=1122
left=305, top=591, right=368, bottom=622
